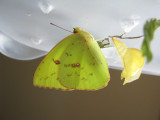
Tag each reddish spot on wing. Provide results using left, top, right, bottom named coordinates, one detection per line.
left=52, top=59, right=61, bottom=64
left=83, top=39, right=88, bottom=43
left=55, top=60, right=60, bottom=64
left=72, top=64, right=76, bottom=67
left=72, top=63, right=80, bottom=67
left=76, top=63, right=80, bottom=67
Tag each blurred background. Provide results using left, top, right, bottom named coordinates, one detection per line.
left=1, top=53, right=160, bottom=120
left=1, top=0, right=160, bottom=75
left=1, top=0, right=160, bottom=120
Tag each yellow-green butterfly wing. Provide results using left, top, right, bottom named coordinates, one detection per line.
left=33, top=28, right=110, bottom=90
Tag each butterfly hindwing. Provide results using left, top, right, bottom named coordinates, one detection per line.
left=59, top=34, right=110, bottom=90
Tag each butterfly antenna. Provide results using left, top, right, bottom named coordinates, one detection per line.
left=50, top=23, right=73, bottom=33
left=83, top=18, right=88, bottom=30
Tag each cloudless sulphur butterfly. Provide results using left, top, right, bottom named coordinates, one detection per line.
left=33, top=27, right=110, bottom=90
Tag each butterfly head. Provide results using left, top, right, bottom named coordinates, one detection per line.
left=73, top=27, right=81, bottom=33
left=73, top=27, right=94, bottom=41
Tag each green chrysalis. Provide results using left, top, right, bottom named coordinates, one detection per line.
left=33, top=27, right=110, bottom=90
